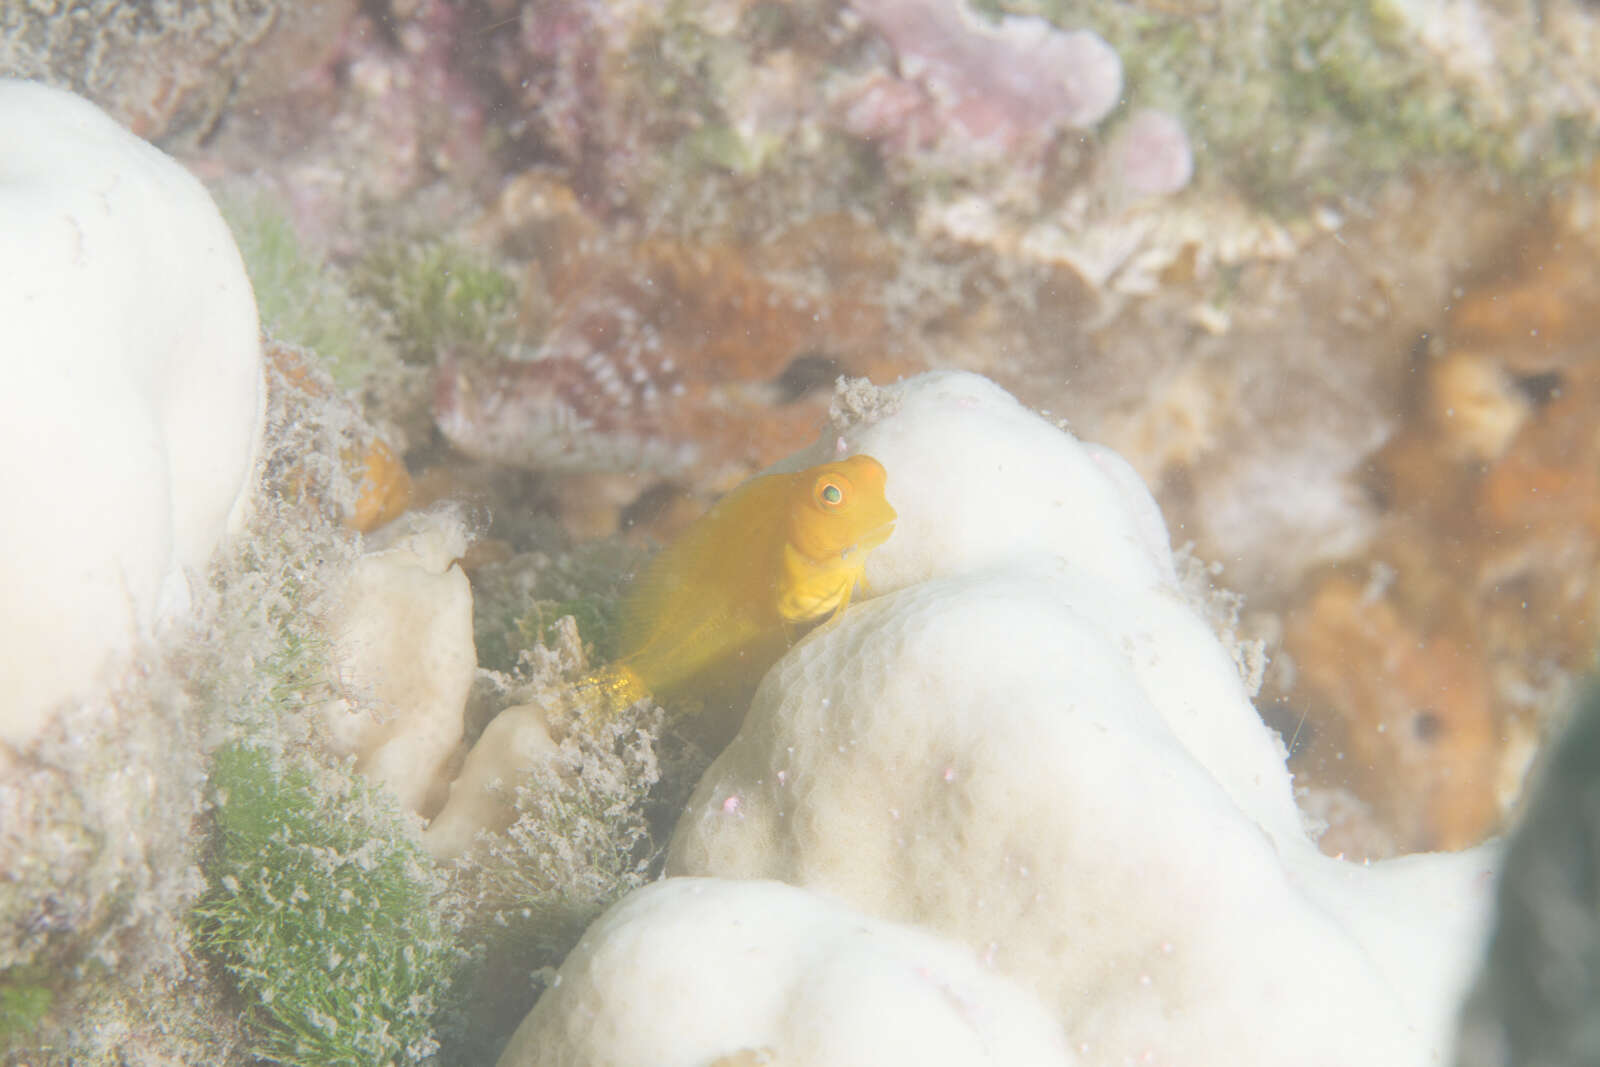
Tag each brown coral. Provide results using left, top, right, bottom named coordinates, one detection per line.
left=1279, top=172, right=1600, bottom=854
left=1285, top=572, right=1498, bottom=852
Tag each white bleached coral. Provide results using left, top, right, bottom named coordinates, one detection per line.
left=423, top=700, right=558, bottom=861
left=0, top=79, right=264, bottom=749
left=318, top=512, right=476, bottom=814
left=495, top=877, right=1075, bottom=1067
left=642, top=372, right=1498, bottom=1065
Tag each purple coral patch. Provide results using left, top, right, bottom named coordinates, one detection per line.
left=850, top=0, right=1122, bottom=160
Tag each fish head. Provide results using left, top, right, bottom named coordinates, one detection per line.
left=787, top=454, right=897, bottom=563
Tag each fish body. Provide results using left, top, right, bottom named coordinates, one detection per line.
left=570, top=455, right=895, bottom=733
left=617, top=453, right=896, bottom=700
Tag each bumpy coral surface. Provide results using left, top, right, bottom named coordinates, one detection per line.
left=663, top=373, right=1495, bottom=1066
left=496, top=877, right=1075, bottom=1067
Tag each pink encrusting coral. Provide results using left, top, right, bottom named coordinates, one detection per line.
left=843, top=0, right=1122, bottom=161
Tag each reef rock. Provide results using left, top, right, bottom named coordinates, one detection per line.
left=1456, top=681, right=1600, bottom=1067
left=658, top=372, right=1496, bottom=1065
left=0, top=80, right=264, bottom=750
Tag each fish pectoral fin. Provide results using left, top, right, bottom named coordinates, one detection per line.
left=826, top=582, right=855, bottom=623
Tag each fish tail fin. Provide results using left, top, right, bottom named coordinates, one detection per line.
left=567, top=662, right=650, bottom=722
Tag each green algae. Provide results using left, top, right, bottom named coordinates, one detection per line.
left=352, top=239, right=520, bottom=366
left=219, top=194, right=395, bottom=390
left=193, top=745, right=457, bottom=1067
left=0, top=969, right=51, bottom=1041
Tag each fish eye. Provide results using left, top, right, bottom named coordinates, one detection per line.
left=816, top=479, right=846, bottom=509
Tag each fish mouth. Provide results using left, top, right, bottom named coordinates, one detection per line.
left=855, top=518, right=896, bottom=553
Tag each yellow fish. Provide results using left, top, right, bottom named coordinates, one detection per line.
left=579, top=454, right=896, bottom=734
